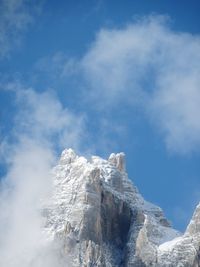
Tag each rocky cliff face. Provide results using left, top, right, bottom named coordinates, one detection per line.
left=42, top=149, right=200, bottom=267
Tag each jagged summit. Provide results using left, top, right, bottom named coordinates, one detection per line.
left=42, top=149, right=200, bottom=267
left=60, top=148, right=126, bottom=170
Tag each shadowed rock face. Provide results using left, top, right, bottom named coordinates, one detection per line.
left=43, top=149, right=200, bottom=267
left=101, top=191, right=132, bottom=248
left=100, top=190, right=133, bottom=266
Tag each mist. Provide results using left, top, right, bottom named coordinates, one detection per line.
left=0, top=86, right=85, bottom=267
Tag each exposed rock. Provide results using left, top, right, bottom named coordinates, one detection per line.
left=42, top=149, right=200, bottom=267
left=108, top=152, right=126, bottom=172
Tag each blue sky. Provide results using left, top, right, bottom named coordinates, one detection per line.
left=0, top=0, right=200, bottom=232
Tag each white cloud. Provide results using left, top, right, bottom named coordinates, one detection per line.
left=0, top=84, right=87, bottom=267
left=14, top=87, right=86, bottom=151
left=0, top=0, right=41, bottom=58
left=0, top=140, right=55, bottom=267
left=78, top=16, right=200, bottom=154
left=150, top=72, right=200, bottom=153
left=30, top=15, right=200, bottom=154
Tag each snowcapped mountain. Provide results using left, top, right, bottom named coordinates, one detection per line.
left=42, top=149, right=200, bottom=267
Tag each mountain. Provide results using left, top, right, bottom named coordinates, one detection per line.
left=42, top=149, right=200, bottom=267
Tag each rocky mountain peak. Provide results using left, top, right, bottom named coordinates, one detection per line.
left=60, top=148, right=77, bottom=164
left=42, top=149, right=200, bottom=267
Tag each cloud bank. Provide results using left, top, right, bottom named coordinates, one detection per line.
left=0, top=85, right=86, bottom=267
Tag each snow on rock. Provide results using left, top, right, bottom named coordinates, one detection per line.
left=41, top=149, right=200, bottom=267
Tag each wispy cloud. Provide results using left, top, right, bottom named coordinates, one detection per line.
left=0, top=0, right=41, bottom=58
left=0, top=83, right=87, bottom=267
left=34, top=15, right=200, bottom=154
left=13, top=86, right=86, bottom=152
left=75, top=15, right=200, bottom=154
